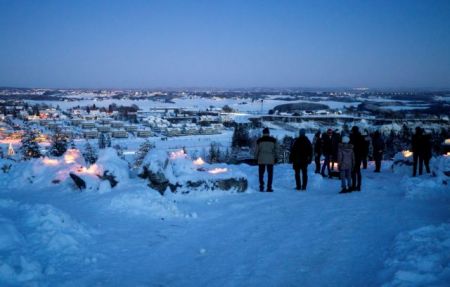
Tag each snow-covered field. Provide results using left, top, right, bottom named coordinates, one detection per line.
left=0, top=153, right=449, bottom=286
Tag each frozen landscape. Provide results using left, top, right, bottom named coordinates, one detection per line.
left=0, top=148, right=449, bottom=286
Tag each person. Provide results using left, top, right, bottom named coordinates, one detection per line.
left=321, top=129, right=333, bottom=177
left=312, top=131, right=322, bottom=173
left=422, top=132, right=432, bottom=174
left=411, top=127, right=424, bottom=176
left=255, top=127, right=278, bottom=192
left=290, top=129, right=313, bottom=191
left=337, top=136, right=354, bottom=193
left=330, top=130, right=341, bottom=171
left=372, top=131, right=385, bottom=172
left=349, top=126, right=365, bottom=191
left=362, top=130, right=371, bottom=169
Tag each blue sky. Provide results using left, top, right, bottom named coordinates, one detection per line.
left=0, top=0, right=449, bottom=89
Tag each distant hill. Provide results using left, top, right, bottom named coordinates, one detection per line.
left=273, top=102, right=329, bottom=113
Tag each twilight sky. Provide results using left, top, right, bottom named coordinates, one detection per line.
left=0, top=0, right=449, bottom=89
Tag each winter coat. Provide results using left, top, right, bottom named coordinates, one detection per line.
left=337, top=143, right=355, bottom=170
left=422, top=134, right=432, bottom=160
left=255, top=135, right=278, bottom=165
left=349, top=132, right=365, bottom=159
left=289, top=135, right=313, bottom=169
left=362, top=136, right=370, bottom=157
left=372, top=136, right=385, bottom=153
left=411, top=132, right=423, bottom=154
left=321, top=134, right=333, bottom=156
left=313, top=135, right=322, bottom=156
left=331, top=133, right=341, bottom=158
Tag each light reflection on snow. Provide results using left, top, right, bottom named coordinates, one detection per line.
left=402, top=150, right=413, bottom=158
left=169, top=150, right=186, bottom=160
left=193, top=157, right=205, bottom=165
left=42, top=158, right=59, bottom=166
left=208, top=168, right=228, bottom=174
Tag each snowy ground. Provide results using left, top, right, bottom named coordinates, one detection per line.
left=0, top=157, right=449, bottom=286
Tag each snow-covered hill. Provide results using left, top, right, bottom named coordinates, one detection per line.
left=0, top=156, right=449, bottom=286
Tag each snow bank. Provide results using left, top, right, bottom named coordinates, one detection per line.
left=393, top=153, right=450, bottom=200
left=109, top=190, right=191, bottom=219
left=0, top=199, right=92, bottom=285
left=381, top=223, right=450, bottom=287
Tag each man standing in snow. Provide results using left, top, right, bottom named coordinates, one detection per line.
left=313, top=131, right=322, bottom=173
left=338, top=136, right=354, bottom=193
left=290, top=129, right=313, bottom=191
left=321, top=129, right=333, bottom=177
left=349, top=126, right=365, bottom=191
left=255, top=127, right=278, bottom=192
left=372, top=131, right=385, bottom=172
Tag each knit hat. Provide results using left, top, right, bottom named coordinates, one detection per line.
left=263, top=127, right=270, bottom=135
left=351, top=126, right=359, bottom=133
left=342, top=136, right=350, bottom=143
left=299, top=129, right=306, bottom=136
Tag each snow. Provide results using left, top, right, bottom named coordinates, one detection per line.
left=381, top=223, right=450, bottom=287
left=0, top=153, right=449, bottom=286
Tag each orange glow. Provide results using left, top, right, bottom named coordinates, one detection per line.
left=170, top=150, right=186, bottom=160
left=445, top=152, right=450, bottom=157
left=77, top=164, right=102, bottom=175
left=402, top=150, right=413, bottom=158
left=208, top=167, right=228, bottom=174
left=193, top=157, right=205, bottom=165
left=42, top=158, right=59, bottom=166
left=64, top=149, right=80, bottom=164
left=0, top=139, right=21, bottom=145
left=445, top=139, right=450, bottom=145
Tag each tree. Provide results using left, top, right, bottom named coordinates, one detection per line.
left=208, top=142, right=221, bottom=163
left=231, top=124, right=251, bottom=148
left=20, top=129, right=42, bottom=159
left=98, top=133, right=107, bottom=149
left=222, top=105, right=234, bottom=113
left=133, top=140, right=154, bottom=169
left=49, top=131, right=69, bottom=157
left=83, top=141, right=97, bottom=165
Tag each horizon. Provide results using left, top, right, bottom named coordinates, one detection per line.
left=1, top=0, right=450, bottom=89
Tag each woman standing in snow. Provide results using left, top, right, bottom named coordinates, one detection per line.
left=337, top=136, right=354, bottom=193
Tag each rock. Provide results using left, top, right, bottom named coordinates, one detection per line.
left=69, top=172, right=86, bottom=191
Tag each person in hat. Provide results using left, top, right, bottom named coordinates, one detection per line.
left=255, top=127, right=278, bottom=192
left=337, top=135, right=354, bottom=193
left=372, top=131, right=385, bottom=172
left=289, top=129, right=313, bottom=191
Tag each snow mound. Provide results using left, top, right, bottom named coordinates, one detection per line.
left=109, top=190, right=188, bottom=219
left=0, top=199, right=93, bottom=285
left=402, top=175, right=450, bottom=200
left=381, top=223, right=450, bottom=287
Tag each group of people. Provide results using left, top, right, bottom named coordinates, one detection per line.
left=255, top=126, right=433, bottom=193
left=253, top=126, right=407, bottom=193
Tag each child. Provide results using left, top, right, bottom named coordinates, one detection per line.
left=337, top=136, right=355, bottom=193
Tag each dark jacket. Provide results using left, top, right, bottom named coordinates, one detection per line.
left=290, top=135, right=313, bottom=169
left=313, top=134, right=322, bottom=156
left=422, top=134, right=432, bottom=160
left=331, top=132, right=341, bottom=158
left=255, top=135, right=278, bottom=165
left=350, top=131, right=365, bottom=159
left=322, top=133, right=333, bottom=156
left=411, top=131, right=423, bottom=154
left=372, top=134, right=385, bottom=153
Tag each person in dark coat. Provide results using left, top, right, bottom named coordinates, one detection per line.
left=321, top=129, right=333, bottom=177
left=349, top=126, right=365, bottom=191
left=362, top=130, right=371, bottom=169
left=312, top=131, right=322, bottom=173
left=290, top=129, right=313, bottom=191
left=411, top=127, right=424, bottom=176
left=422, top=132, right=432, bottom=174
left=255, top=127, right=278, bottom=192
left=372, top=131, right=385, bottom=172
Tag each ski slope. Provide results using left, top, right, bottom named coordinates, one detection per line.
left=0, top=160, right=449, bottom=286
